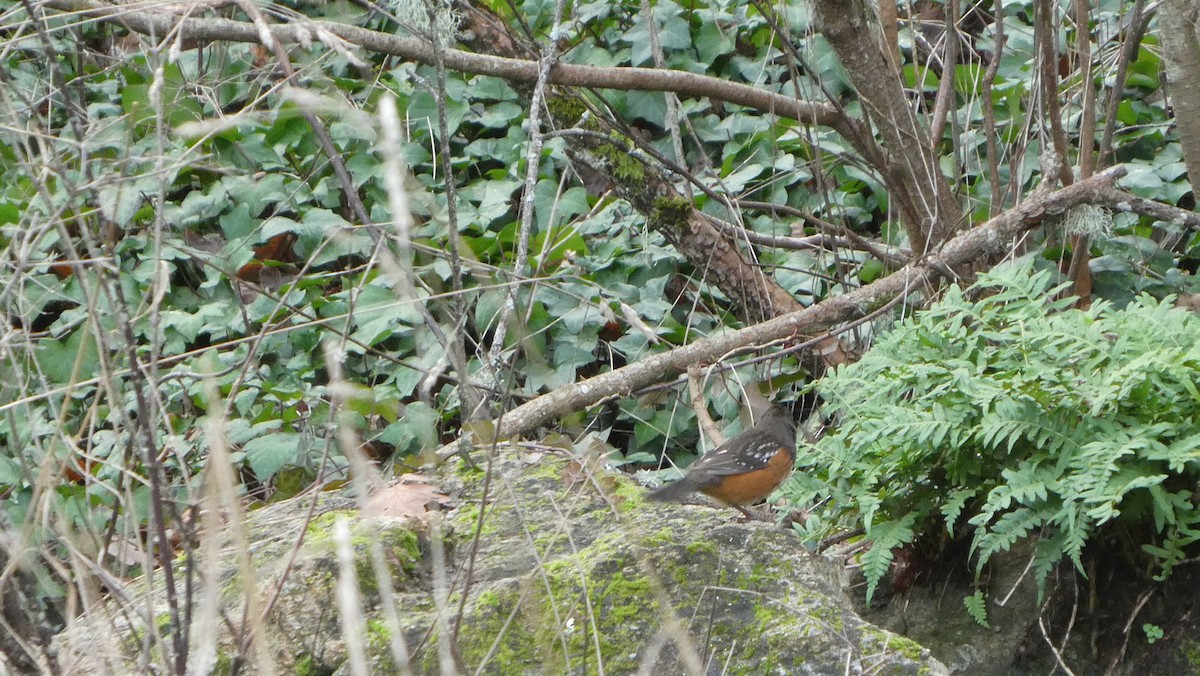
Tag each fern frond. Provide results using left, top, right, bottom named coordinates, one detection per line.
left=964, top=591, right=990, bottom=628
left=971, top=506, right=1044, bottom=569
left=861, top=513, right=917, bottom=602
left=791, top=260, right=1200, bottom=613
left=940, top=488, right=978, bottom=533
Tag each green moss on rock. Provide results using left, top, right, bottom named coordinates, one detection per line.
left=298, top=509, right=422, bottom=600
left=455, top=583, right=540, bottom=672
left=685, top=540, right=718, bottom=558
left=1182, top=638, right=1200, bottom=668
left=609, top=474, right=647, bottom=513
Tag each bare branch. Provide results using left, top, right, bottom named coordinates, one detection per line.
left=442, top=167, right=1150, bottom=453
left=1099, top=0, right=1147, bottom=162
left=44, top=0, right=855, bottom=134
left=981, top=0, right=1007, bottom=216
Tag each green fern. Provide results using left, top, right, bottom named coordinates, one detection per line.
left=788, top=261, right=1200, bottom=604
left=964, top=591, right=990, bottom=628
left=861, top=514, right=917, bottom=602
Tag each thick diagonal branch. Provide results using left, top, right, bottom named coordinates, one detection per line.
left=439, top=166, right=1200, bottom=449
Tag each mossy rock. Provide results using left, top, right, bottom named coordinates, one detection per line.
left=54, top=452, right=944, bottom=675
left=439, top=450, right=944, bottom=674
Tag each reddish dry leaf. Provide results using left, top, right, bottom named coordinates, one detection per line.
left=362, top=476, right=451, bottom=522
left=560, top=459, right=587, bottom=487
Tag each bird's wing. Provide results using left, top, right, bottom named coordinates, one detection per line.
left=685, top=440, right=777, bottom=479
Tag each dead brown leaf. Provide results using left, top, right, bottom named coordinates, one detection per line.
left=362, top=475, right=452, bottom=523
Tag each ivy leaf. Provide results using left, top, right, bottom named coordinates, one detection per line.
left=624, top=0, right=690, bottom=66
left=408, top=89, right=468, bottom=139
left=1120, top=164, right=1166, bottom=198
left=98, top=176, right=157, bottom=227
left=36, top=329, right=100, bottom=385
left=376, top=402, right=440, bottom=455
left=242, top=433, right=303, bottom=480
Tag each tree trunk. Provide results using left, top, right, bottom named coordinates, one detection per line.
left=1160, top=0, right=1200, bottom=195
left=810, top=0, right=966, bottom=254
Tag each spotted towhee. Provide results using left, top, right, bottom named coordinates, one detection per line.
left=647, top=405, right=797, bottom=519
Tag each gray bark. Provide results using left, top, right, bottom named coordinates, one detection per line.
left=1160, top=0, right=1200, bottom=196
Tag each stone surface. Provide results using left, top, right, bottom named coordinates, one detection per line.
left=54, top=448, right=946, bottom=675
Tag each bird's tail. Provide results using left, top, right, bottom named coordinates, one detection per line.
left=646, top=477, right=697, bottom=503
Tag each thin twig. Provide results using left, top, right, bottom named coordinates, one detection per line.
left=1099, top=0, right=1148, bottom=162
left=997, top=552, right=1036, bottom=607
left=333, top=517, right=369, bottom=676
left=429, top=511, right=457, bottom=676
left=1109, top=588, right=1155, bottom=671
left=469, top=476, right=570, bottom=673
left=422, top=0, right=482, bottom=423
left=1036, top=0, right=1075, bottom=188
left=483, top=0, right=568, bottom=401
left=1038, top=613, right=1078, bottom=676
left=981, top=0, right=1007, bottom=215
left=640, top=0, right=685, bottom=165
left=928, top=0, right=960, bottom=147
left=232, top=0, right=371, bottom=227
left=687, top=364, right=723, bottom=447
